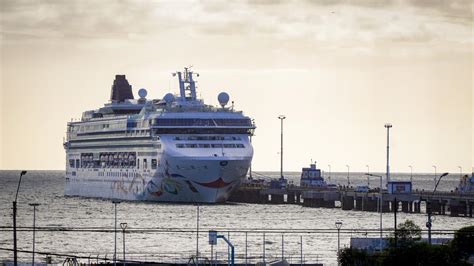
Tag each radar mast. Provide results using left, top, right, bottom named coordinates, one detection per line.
left=174, top=67, right=198, bottom=101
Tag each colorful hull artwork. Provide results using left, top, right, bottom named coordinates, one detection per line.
left=65, top=156, right=250, bottom=203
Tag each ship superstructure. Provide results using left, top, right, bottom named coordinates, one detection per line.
left=64, top=68, right=255, bottom=203
left=300, top=162, right=327, bottom=188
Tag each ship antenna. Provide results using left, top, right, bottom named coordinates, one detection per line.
left=175, top=66, right=198, bottom=101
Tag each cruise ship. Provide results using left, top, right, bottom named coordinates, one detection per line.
left=64, top=68, right=255, bottom=203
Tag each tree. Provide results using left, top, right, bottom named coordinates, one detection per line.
left=339, top=248, right=378, bottom=266
left=391, top=219, right=421, bottom=247
left=451, top=225, right=474, bottom=260
left=339, top=224, right=472, bottom=266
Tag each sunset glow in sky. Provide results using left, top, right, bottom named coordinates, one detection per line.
left=1, top=0, right=472, bottom=173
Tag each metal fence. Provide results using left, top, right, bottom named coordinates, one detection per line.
left=0, top=226, right=459, bottom=265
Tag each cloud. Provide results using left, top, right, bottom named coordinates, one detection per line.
left=407, top=0, right=473, bottom=20
left=0, top=0, right=471, bottom=56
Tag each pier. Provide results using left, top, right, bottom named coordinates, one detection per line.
left=229, top=186, right=474, bottom=217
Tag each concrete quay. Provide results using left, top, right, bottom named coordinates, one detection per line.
left=228, top=186, right=474, bottom=217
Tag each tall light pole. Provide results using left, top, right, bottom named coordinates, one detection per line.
left=366, top=165, right=370, bottom=187
left=335, top=221, right=342, bottom=265
left=249, top=119, right=255, bottom=179
left=384, top=123, right=392, bottom=185
left=346, top=165, right=350, bottom=186
left=249, top=135, right=253, bottom=179
left=278, top=115, right=286, bottom=179
left=300, top=235, right=303, bottom=266
left=328, top=164, right=331, bottom=183
left=426, top=172, right=449, bottom=245
left=196, top=204, right=200, bottom=265
left=112, top=200, right=121, bottom=266
left=13, top=170, right=27, bottom=266
left=408, top=165, right=413, bottom=184
left=245, top=231, right=248, bottom=266
left=120, top=223, right=127, bottom=266
left=29, top=203, right=40, bottom=266
left=432, top=165, right=437, bottom=189
left=366, top=173, right=383, bottom=251
left=263, top=232, right=266, bottom=264
left=281, top=234, right=284, bottom=261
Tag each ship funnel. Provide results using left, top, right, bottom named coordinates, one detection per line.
left=110, top=75, right=134, bottom=102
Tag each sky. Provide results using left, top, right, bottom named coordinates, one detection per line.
left=0, top=0, right=472, bottom=174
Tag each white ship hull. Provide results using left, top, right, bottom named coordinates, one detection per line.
left=65, top=146, right=252, bottom=203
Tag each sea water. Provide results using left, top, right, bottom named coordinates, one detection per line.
left=0, top=170, right=472, bottom=265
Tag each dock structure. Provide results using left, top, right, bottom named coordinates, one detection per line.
left=228, top=186, right=474, bottom=217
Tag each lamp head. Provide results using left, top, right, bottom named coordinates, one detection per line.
left=384, top=123, right=392, bottom=128
left=278, top=115, right=286, bottom=120
left=440, top=172, right=449, bottom=178
left=120, top=222, right=128, bottom=230
left=20, top=171, right=27, bottom=176
left=335, top=221, right=343, bottom=229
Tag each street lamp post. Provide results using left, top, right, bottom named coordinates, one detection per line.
left=196, top=204, right=200, bottom=265
left=112, top=200, right=121, bottom=266
left=346, top=165, right=350, bottom=186
left=300, top=235, right=303, bottom=266
left=13, top=170, right=27, bottom=266
left=366, top=165, right=370, bottom=187
left=263, top=232, right=266, bottom=264
left=335, top=221, right=342, bottom=265
left=328, top=164, right=331, bottom=183
left=366, top=173, right=383, bottom=251
left=29, top=203, right=40, bottom=266
left=249, top=120, right=255, bottom=179
left=278, top=115, right=286, bottom=179
left=281, top=234, right=284, bottom=261
left=408, top=165, right=413, bottom=184
left=120, top=223, right=127, bottom=266
left=432, top=165, right=437, bottom=189
left=384, top=123, right=392, bottom=184
left=249, top=134, right=253, bottom=179
left=426, top=172, right=449, bottom=245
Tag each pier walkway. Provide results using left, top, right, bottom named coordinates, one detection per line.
left=228, top=186, right=474, bottom=217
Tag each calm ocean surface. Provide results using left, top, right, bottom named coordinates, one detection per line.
left=0, top=170, right=472, bottom=265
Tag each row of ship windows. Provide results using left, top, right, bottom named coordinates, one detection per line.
left=73, top=128, right=251, bottom=136
left=97, top=172, right=141, bottom=177
left=174, top=136, right=242, bottom=141
left=71, top=118, right=252, bottom=133
left=128, top=118, right=252, bottom=128
left=175, top=143, right=245, bottom=148
left=69, top=122, right=125, bottom=133
left=70, top=153, right=158, bottom=169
